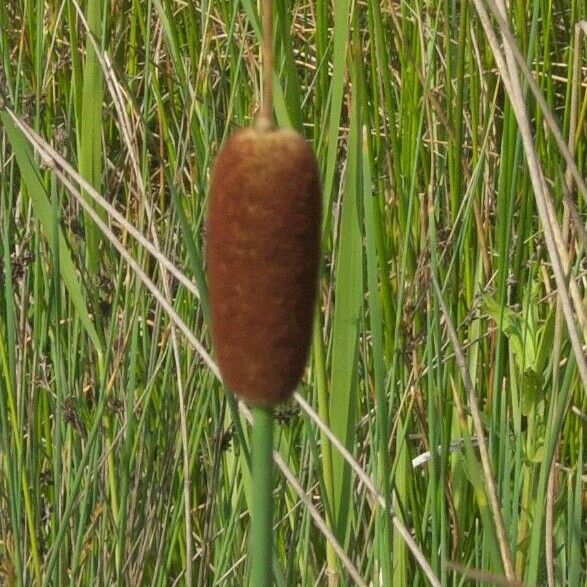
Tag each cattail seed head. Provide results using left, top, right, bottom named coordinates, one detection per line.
left=206, top=127, right=321, bottom=406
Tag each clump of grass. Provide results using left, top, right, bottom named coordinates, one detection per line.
left=0, top=1, right=585, bottom=585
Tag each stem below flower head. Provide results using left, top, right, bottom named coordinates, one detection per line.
left=250, top=406, right=274, bottom=587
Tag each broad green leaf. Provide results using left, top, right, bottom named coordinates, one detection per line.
left=77, top=0, right=106, bottom=278
left=483, top=294, right=537, bottom=371
left=521, top=368, right=544, bottom=417
left=328, top=72, right=363, bottom=541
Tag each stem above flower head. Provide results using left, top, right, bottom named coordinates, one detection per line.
left=257, top=0, right=274, bottom=131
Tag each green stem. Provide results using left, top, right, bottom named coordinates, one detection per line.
left=312, top=314, right=338, bottom=582
left=250, top=406, right=274, bottom=587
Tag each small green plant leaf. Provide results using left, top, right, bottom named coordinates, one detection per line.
left=521, top=368, right=544, bottom=416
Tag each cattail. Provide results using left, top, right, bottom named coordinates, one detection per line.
left=206, top=126, right=321, bottom=406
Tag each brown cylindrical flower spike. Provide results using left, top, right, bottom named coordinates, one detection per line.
left=206, top=127, right=321, bottom=406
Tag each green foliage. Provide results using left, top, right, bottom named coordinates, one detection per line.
left=0, top=1, right=585, bottom=585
